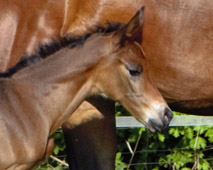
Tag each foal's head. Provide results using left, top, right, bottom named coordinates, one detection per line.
left=92, top=7, right=173, bottom=132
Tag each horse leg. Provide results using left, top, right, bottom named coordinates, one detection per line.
left=62, top=97, right=116, bottom=170
left=45, top=137, right=55, bottom=159
left=31, top=138, right=55, bottom=170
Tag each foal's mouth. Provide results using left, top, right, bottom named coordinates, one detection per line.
left=134, top=107, right=173, bottom=132
left=146, top=109, right=173, bottom=132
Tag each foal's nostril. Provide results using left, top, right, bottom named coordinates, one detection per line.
left=163, top=108, right=173, bottom=125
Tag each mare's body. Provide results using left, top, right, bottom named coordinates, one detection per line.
left=0, top=0, right=212, bottom=169
left=1, top=0, right=213, bottom=112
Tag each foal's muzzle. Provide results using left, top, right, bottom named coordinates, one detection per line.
left=147, top=108, right=173, bottom=132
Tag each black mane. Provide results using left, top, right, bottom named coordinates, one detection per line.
left=0, top=22, right=123, bottom=78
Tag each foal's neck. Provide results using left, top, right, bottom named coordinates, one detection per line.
left=9, top=34, right=111, bottom=134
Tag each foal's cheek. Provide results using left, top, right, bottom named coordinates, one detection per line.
left=128, top=75, right=144, bottom=93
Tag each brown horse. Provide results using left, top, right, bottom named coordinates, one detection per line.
left=0, top=0, right=213, bottom=169
left=61, top=1, right=213, bottom=169
left=0, top=8, right=172, bottom=169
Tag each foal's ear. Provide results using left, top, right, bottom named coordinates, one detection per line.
left=119, top=6, right=145, bottom=45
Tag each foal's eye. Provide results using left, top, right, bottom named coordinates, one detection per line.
left=125, top=64, right=142, bottom=77
left=129, top=69, right=141, bottom=76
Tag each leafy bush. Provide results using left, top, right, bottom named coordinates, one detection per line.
left=36, top=106, right=213, bottom=170
left=116, top=120, right=213, bottom=170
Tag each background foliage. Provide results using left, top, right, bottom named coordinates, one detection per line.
left=116, top=126, right=213, bottom=170
left=36, top=105, right=213, bottom=170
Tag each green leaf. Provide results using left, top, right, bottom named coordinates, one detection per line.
left=158, top=133, right=165, bottom=142
left=190, top=137, right=206, bottom=149
left=53, top=145, right=60, bottom=155
left=152, top=167, right=159, bottom=170
left=205, top=128, right=213, bottom=143
left=181, top=168, right=191, bottom=170
left=184, top=127, right=194, bottom=139
left=169, top=128, right=180, bottom=138
left=55, top=166, right=64, bottom=170
left=116, top=152, right=122, bottom=160
left=199, top=160, right=210, bottom=170
left=115, top=152, right=127, bottom=170
left=139, top=127, right=145, bottom=135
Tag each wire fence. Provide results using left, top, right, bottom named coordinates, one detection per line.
left=39, top=115, right=213, bottom=169
left=116, top=115, right=213, bottom=128
left=116, top=116, right=213, bottom=170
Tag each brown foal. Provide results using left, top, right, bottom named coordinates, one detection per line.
left=0, top=8, right=172, bottom=169
left=1, top=1, right=213, bottom=169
